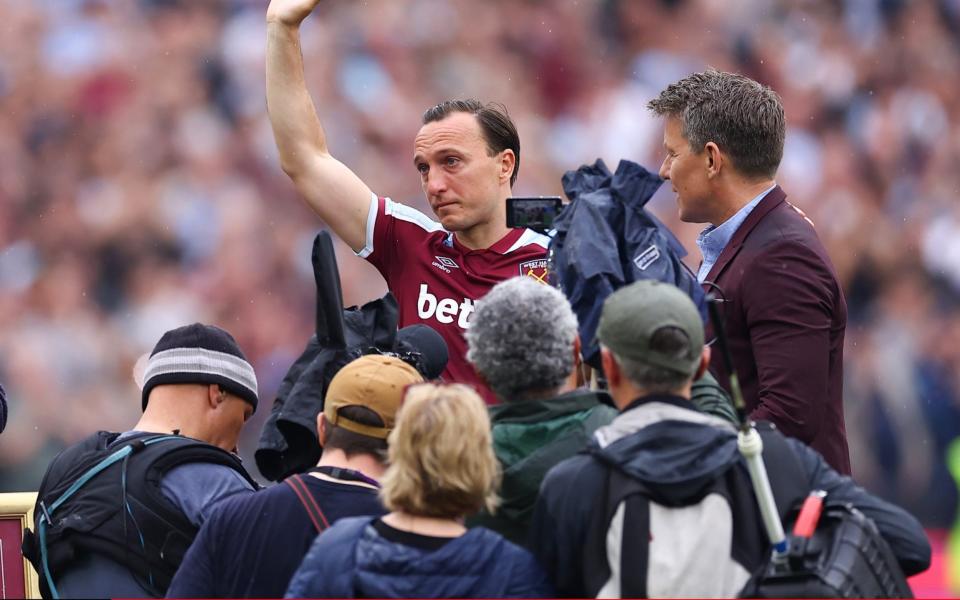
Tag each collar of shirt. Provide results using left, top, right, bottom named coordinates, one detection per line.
left=449, top=227, right=527, bottom=255
left=696, top=184, right=776, bottom=283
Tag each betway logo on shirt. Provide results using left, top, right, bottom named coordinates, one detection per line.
left=417, top=284, right=476, bottom=329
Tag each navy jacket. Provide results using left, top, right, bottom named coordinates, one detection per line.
left=286, top=517, right=553, bottom=598
left=529, top=395, right=930, bottom=597
left=167, top=475, right=384, bottom=599
left=551, top=159, right=705, bottom=369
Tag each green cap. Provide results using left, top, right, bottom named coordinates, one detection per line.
left=597, top=280, right=704, bottom=377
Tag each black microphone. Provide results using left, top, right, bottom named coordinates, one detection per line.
left=312, top=232, right=346, bottom=350
left=395, top=325, right=448, bottom=380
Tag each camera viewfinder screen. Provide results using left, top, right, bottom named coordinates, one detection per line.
left=508, top=198, right=561, bottom=229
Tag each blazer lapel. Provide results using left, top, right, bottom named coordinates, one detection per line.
left=702, top=186, right=786, bottom=284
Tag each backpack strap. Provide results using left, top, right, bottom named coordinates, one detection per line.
left=284, top=474, right=330, bottom=533
left=616, top=469, right=650, bottom=599
left=581, top=459, right=652, bottom=598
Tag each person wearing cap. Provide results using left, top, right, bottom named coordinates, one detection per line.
left=25, top=323, right=260, bottom=599
left=286, top=383, right=553, bottom=598
left=527, top=281, right=930, bottom=597
left=465, top=276, right=736, bottom=546
left=167, top=354, right=422, bottom=599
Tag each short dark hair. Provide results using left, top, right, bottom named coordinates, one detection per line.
left=613, top=326, right=696, bottom=393
left=647, top=69, right=785, bottom=179
left=324, top=405, right=388, bottom=461
left=422, top=99, right=520, bottom=187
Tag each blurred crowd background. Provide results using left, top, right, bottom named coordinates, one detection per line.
left=1, top=0, right=959, bottom=567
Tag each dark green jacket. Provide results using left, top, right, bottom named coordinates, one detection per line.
left=470, top=376, right=736, bottom=546
left=469, top=389, right=617, bottom=546
left=691, top=370, right=739, bottom=425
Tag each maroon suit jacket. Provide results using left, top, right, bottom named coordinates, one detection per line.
left=703, top=186, right=851, bottom=474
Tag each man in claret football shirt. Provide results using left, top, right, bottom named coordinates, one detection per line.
left=265, top=0, right=549, bottom=401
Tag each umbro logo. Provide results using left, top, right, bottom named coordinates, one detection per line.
left=431, top=256, right=459, bottom=274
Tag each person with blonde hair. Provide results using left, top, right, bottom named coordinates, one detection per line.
left=285, top=384, right=553, bottom=598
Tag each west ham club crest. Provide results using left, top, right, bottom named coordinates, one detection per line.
left=518, top=259, right=549, bottom=284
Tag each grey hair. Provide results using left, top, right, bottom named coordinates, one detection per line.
left=466, top=277, right=578, bottom=402
left=604, top=326, right=696, bottom=394
left=647, top=68, right=785, bottom=179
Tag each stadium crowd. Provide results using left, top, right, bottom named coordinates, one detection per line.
left=1, top=0, right=959, bottom=569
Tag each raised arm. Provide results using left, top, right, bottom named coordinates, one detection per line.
left=266, top=0, right=373, bottom=252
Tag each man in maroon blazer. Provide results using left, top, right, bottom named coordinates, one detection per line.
left=647, top=69, right=851, bottom=474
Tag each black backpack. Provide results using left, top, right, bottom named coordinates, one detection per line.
left=22, top=431, right=256, bottom=598
left=745, top=502, right=914, bottom=598
left=744, top=424, right=913, bottom=598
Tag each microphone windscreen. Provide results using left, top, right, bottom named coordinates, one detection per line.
left=396, top=324, right=448, bottom=380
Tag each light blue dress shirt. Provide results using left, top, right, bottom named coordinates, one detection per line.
left=696, top=184, right=776, bottom=283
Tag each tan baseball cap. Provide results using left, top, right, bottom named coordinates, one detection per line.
left=324, top=355, right=423, bottom=439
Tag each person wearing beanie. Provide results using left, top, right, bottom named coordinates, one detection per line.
left=168, top=354, right=423, bottom=599
left=25, top=323, right=260, bottom=599
left=136, top=322, right=260, bottom=452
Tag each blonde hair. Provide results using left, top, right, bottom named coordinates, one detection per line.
left=380, top=383, right=500, bottom=519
